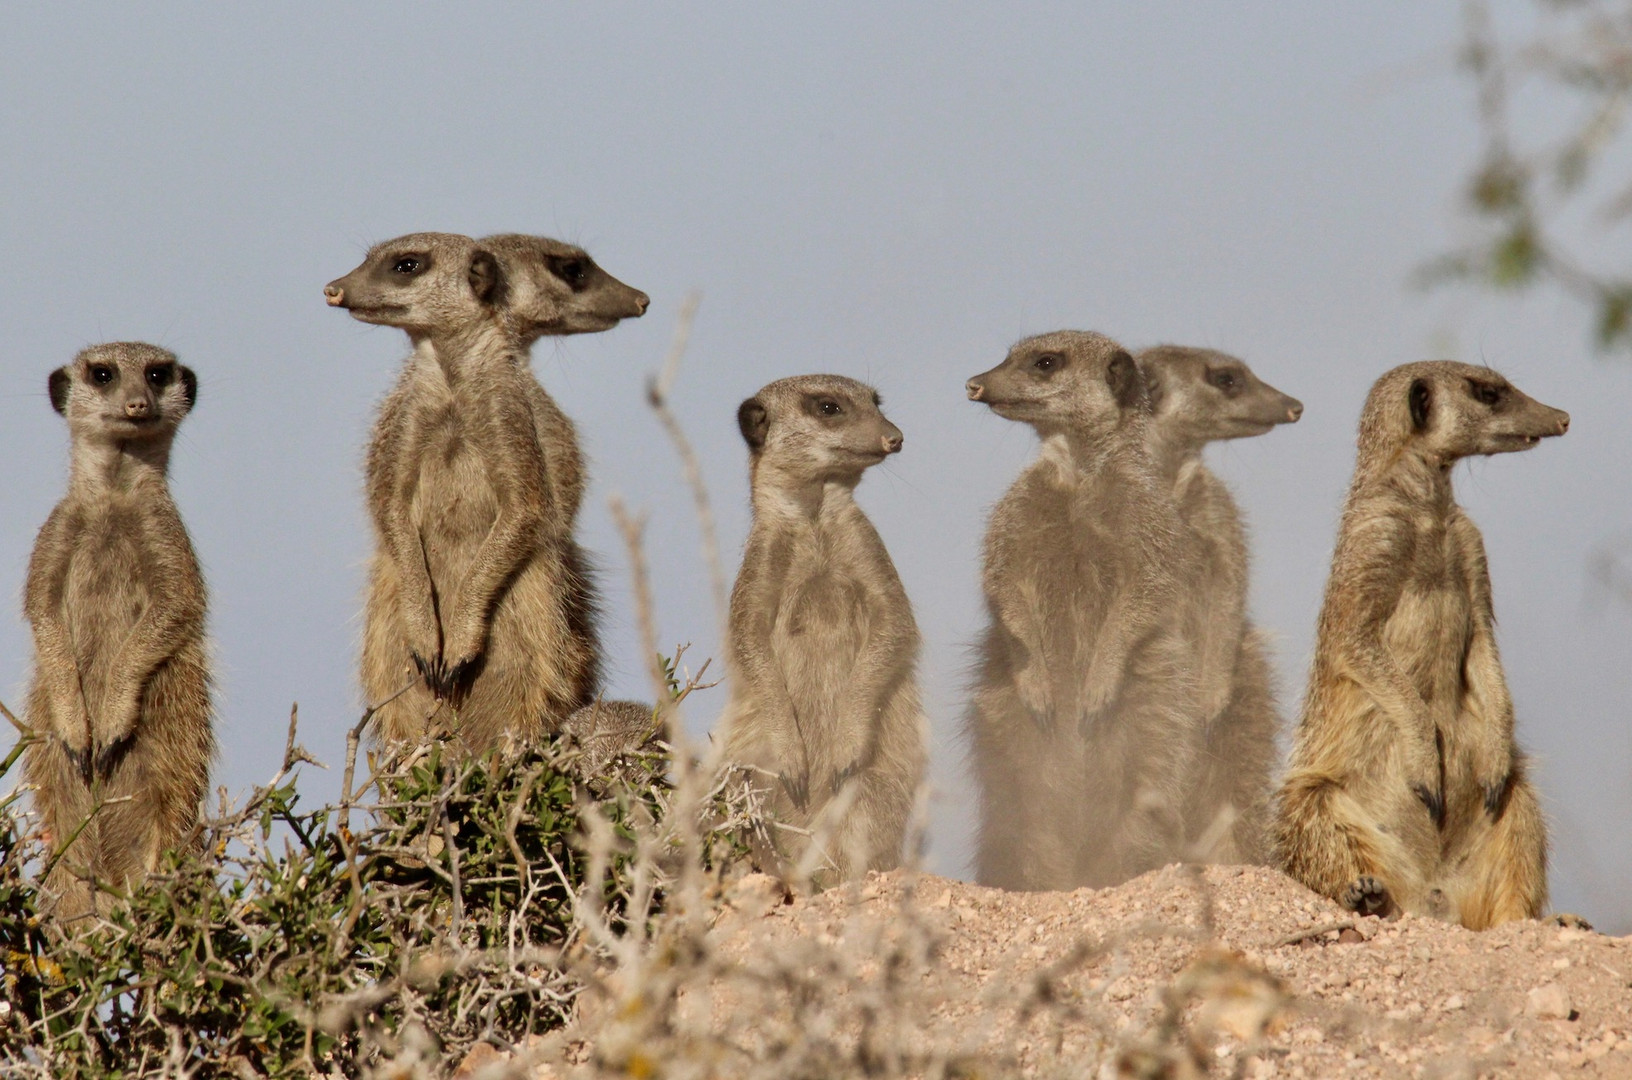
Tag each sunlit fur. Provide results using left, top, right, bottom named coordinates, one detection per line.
left=965, top=331, right=1200, bottom=890
left=22, top=343, right=213, bottom=918
left=1274, top=360, right=1569, bottom=929
left=719, top=375, right=926, bottom=884
left=330, top=232, right=635, bottom=751
left=1139, top=345, right=1303, bottom=865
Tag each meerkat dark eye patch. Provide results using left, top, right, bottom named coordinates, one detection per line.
left=1409, top=378, right=1432, bottom=432
left=1031, top=352, right=1063, bottom=374
left=48, top=367, right=71, bottom=414
left=803, top=395, right=845, bottom=419
left=89, top=364, right=116, bottom=387
left=1105, top=349, right=1144, bottom=410
left=1206, top=366, right=1243, bottom=396
left=1466, top=379, right=1506, bottom=408
left=546, top=255, right=592, bottom=292
left=737, top=397, right=770, bottom=450
left=146, top=364, right=174, bottom=390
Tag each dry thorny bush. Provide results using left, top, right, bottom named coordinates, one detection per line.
left=0, top=652, right=767, bottom=1079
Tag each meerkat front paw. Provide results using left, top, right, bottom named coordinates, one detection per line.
left=57, top=736, right=92, bottom=785
left=1013, top=665, right=1055, bottom=731
left=1548, top=912, right=1594, bottom=931
left=91, top=732, right=134, bottom=780
left=779, top=768, right=811, bottom=812
left=1342, top=875, right=1395, bottom=918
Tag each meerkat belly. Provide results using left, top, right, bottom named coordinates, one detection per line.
left=1384, top=585, right=1473, bottom=714
left=61, top=504, right=152, bottom=710
left=772, top=568, right=871, bottom=733
left=412, top=418, right=500, bottom=606
left=1026, top=518, right=1116, bottom=703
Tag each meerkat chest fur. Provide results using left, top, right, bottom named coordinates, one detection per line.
left=1001, top=441, right=1166, bottom=654
left=1375, top=498, right=1476, bottom=712
left=57, top=491, right=170, bottom=702
left=398, top=346, right=514, bottom=590
left=767, top=490, right=904, bottom=721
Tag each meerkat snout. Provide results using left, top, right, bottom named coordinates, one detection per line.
left=883, top=430, right=903, bottom=454
left=324, top=283, right=346, bottom=306
left=1287, top=399, right=1305, bottom=422
left=966, top=379, right=985, bottom=401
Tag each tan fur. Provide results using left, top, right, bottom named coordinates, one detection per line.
left=964, top=331, right=1200, bottom=891
left=326, top=232, right=642, bottom=753
left=1273, top=361, right=1567, bottom=929
left=562, top=699, right=659, bottom=776
left=718, top=376, right=927, bottom=884
left=21, top=343, right=213, bottom=918
left=1138, top=345, right=1303, bottom=864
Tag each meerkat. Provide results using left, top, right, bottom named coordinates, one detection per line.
left=562, top=699, right=659, bottom=777
left=20, top=343, right=213, bottom=917
left=1274, top=361, right=1568, bottom=930
left=326, top=232, right=643, bottom=752
left=717, top=376, right=927, bottom=884
left=1138, top=345, right=1303, bottom=864
left=964, top=331, right=1202, bottom=891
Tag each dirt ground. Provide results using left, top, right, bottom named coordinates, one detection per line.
left=461, top=864, right=1632, bottom=1079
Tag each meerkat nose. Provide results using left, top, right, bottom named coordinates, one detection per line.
left=966, top=380, right=985, bottom=401
left=1556, top=411, right=1570, bottom=434
left=126, top=399, right=150, bottom=418
left=324, top=283, right=346, bottom=306
left=1286, top=398, right=1304, bottom=422
left=633, top=291, right=650, bottom=314
left=883, top=433, right=903, bottom=454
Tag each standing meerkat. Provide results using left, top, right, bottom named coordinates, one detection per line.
left=326, top=232, right=643, bottom=752
left=965, top=331, right=1200, bottom=891
left=1138, top=345, right=1303, bottom=864
left=718, top=376, right=926, bottom=883
left=1274, top=361, right=1568, bottom=930
left=21, top=343, right=213, bottom=917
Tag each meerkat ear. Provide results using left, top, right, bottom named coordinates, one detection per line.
left=468, top=250, right=507, bottom=307
left=1105, top=349, right=1144, bottom=410
left=180, top=366, right=198, bottom=410
left=48, top=368, right=71, bottom=415
left=737, top=397, right=770, bottom=450
left=1409, top=378, right=1432, bottom=432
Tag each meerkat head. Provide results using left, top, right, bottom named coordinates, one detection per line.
left=323, top=232, right=506, bottom=336
left=1359, top=360, right=1569, bottom=466
left=480, top=233, right=649, bottom=343
left=49, top=342, right=196, bottom=443
left=965, top=330, right=1145, bottom=439
left=1138, top=345, right=1303, bottom=447
left=736, top=375, right=902, bottom=486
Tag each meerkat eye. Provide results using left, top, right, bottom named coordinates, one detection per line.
left=1033, top=354, right=1062, bottom=373
left=1207, top=368, right=1241, bottom=393
left=548, top=257, right=590, bottom=288
left=820, top=400, right=843, bottom=416
left=392, top=257, right=422, bottom=275
left=1469, top=381, right=1504, bottom=407
left=146, top=365, right=174, bottom=390
left=90, top=364, right=115, bottom=385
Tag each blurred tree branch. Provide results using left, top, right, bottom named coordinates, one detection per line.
left=1426, top=0, right=1632, bottom=350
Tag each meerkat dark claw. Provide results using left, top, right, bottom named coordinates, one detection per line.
left=1412, top=783, right=1446, bottom=830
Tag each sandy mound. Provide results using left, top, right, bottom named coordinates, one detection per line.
left=461, top=864, right=1632, bottom=1078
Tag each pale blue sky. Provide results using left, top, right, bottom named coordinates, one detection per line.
left=3, top=4, right=1629, bottom=927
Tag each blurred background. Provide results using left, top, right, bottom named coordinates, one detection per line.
left=3, top=2, right=1629, bottom=928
